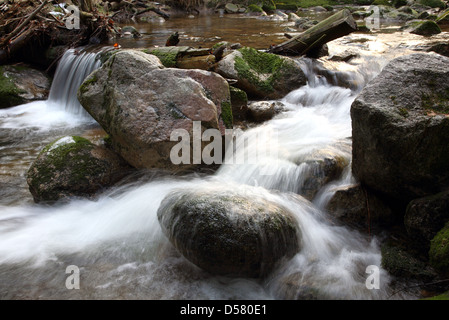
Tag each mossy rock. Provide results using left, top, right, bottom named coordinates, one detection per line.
left=419, top=0, right=445, bottom=9
left=429, top=222, right=449, bottom=277
left=157, top=186, right=301, bottom=278
left=409, top=20, right=442, bottom=36
left=247, top=4, right=264, bottom=12
left=381, top=243, right=437, bottom=281
left=372, top=0, right=392, bottom=6
left=26, top=136, right=131, bottom=203
left=0, top=65, right=50, bottom=109
left=229, top=86, right=248, bottom=120
left=0, top=66, right=26, bottom=108
left=216, top=46, right=307, bottom=99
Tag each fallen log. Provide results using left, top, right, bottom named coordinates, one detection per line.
left=268, top=9, right=358, bottom=56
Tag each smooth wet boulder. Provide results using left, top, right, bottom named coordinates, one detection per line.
left=0, top=65, right=50, bottom=108
left=78, top=49, right=232, bottom=171
left=295, top=141, right=351, bottom=200
left=404, top=190, right=449, bottom=252
left=215, top=47, right=307, bottom=100
left=351, top=53, right=449, bottom=203
left=26, top=136, right=131, bottom=203
left=326, top=184, right=395, bottom=228
left=157, top=186, right=301, bottom=278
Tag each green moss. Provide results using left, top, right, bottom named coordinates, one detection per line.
left=419, top=0, right=445, bottom=9
left=28, top=136, right=106, bottom=200
left=421, top=91, right=449, bottom=114
left=247, top=4, right=264, bottom=12
left=149, top=49, right=178, bottom=68
left=79, top=73, right=98, bottom=95
left=381, top=243, right=436, bottom=280
left=221, top=101, right=233, bottom=129
left=372, top=0, right=391, bottom=6
left=234, top=47, right=291, bottom=94
left=424, top=291, right=449, bottom=300
left=0, top=66, right=26, bottom=108
left=429, top=222, right=449, bottom=275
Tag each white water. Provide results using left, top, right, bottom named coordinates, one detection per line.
left=0, top=47, right=104, bottom=131
left=0, top=46, right=417, bottom=300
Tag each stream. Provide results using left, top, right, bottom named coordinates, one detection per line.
left=0, top=11, right=448, bottom=300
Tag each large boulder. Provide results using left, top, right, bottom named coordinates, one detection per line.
left=26, top=136, right=131, bottom=203
left=0, top=64, right=50, bottom=109
left=215, top=47, right=307, bottom=100
left=351, top=53, right=449, bottom=203
left=78, top=49, right=232, bottom=171
left=157, top=186, right=301, bottom=278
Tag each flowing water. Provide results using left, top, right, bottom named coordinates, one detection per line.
left=0, top=12, right=448, bottom=300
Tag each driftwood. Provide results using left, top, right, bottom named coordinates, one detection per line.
left=268, top=9, right=358, bottom=56
left=2, top=0, right=47, bottom=46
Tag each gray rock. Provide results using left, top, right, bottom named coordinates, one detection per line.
left=157, top=186, right=301, bottom=278
left=351, top=53, right=449, bottom=203
left=78, top=49, right=232, bottom=171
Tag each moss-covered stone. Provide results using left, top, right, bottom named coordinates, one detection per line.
left=410, top=20, right=442, bottom=36
left=234, top=47, right=302, bottom=97
left=149, top=49, right=178, bottom=68
left=220, top=101, right=233, bottom=129
left=381, top=243, right=437, bottom=281
left=0, top=66, right=26, bottom=108
left=26, top=136, right=130, bottom=203
left=247, top=4, right=264, bottom=12
left=229, top=86, right=248, bottom=120
left=429, top=222, right=449, bottom=276
left=419, top=0, right=445, bottom=9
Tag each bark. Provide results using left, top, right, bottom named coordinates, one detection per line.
left=268, top=9, right=358, bottom=56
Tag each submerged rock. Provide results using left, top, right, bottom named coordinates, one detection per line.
left=157, top=186, right=301, bottom=278
left=78, top=49, right=232, bottom=171
left=0, top=64, right=50, bottom=108
left=26, top=136, right=131, bottom=203
left=351, top=53, right=449, bottom=203
left=215, top=47, right=307, bottom=100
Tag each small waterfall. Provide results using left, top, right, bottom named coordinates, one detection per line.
left=0, top=46, right=110, bottom=130
left=47, top=47, right=104, bottom=117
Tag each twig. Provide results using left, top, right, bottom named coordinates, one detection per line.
left=387, top=279, right=449, bottom=299
left=2, top=0, right=48, bottom=46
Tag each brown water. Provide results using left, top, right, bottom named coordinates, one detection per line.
left=109, top=12, right=332, bottom=49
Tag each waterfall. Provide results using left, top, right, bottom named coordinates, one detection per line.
left=0, top=46, right=109, bottom=130
left=47, top=47, right=103, bottom=117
